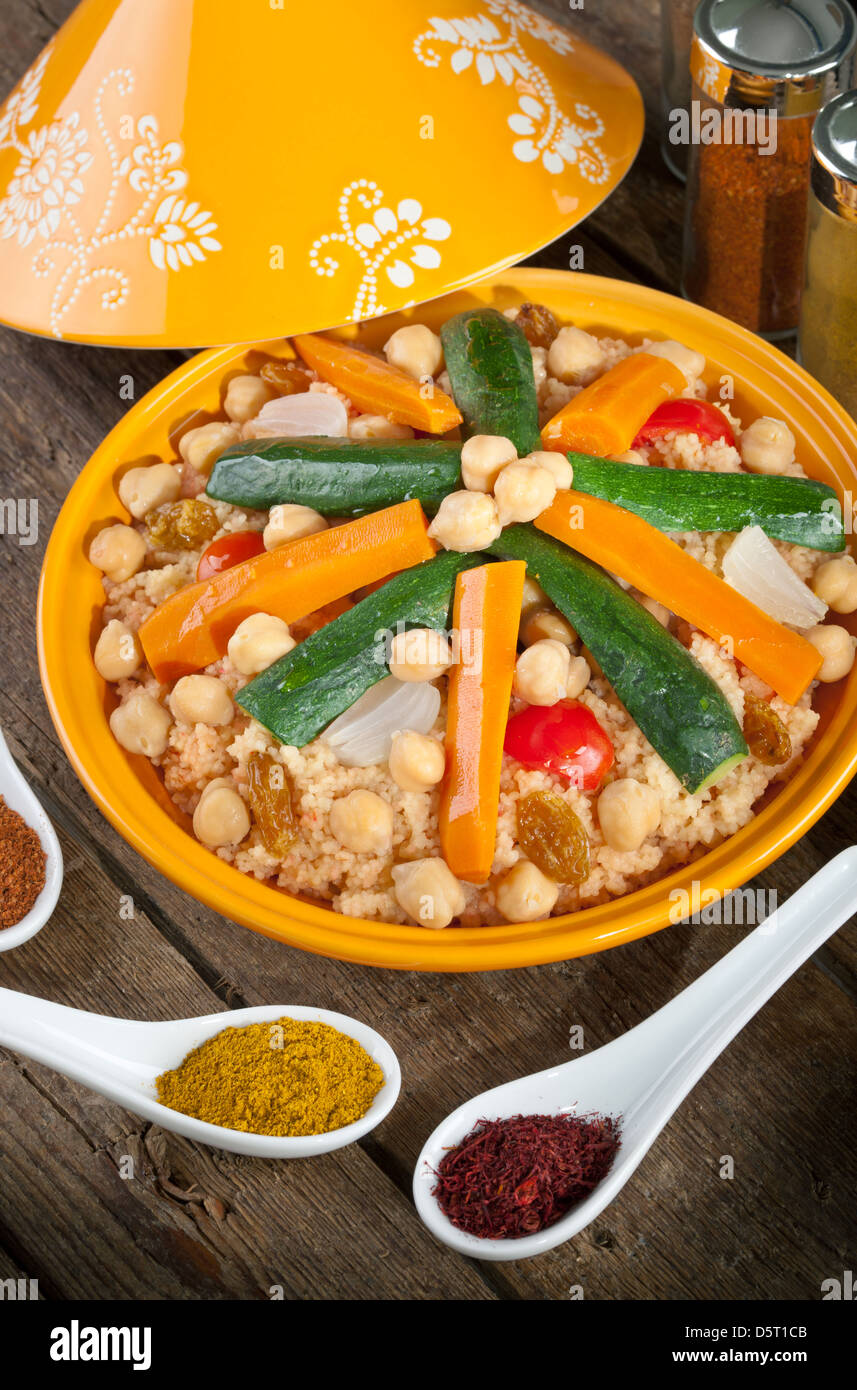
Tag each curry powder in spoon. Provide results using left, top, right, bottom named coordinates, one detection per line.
left=156, top=1017, right=383, bottom=1137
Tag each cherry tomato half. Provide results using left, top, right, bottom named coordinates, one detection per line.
left=504, top=700, right=614, bottom=791
left=196, top=530, right=266, bottom=582
left=633, top=399, right=735, bottom=449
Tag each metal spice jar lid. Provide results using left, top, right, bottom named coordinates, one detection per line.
left=692, top=0, right=857, bottom=115
left=812, top=88, right=857, bottom=218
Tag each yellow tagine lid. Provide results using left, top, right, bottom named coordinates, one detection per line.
left=0, top=0, right=643, bottom=347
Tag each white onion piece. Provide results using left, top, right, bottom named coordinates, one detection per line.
left=722, top=526, right=827, bottom=629
left=322, top=676, right=441, bottom=767
left=251, top=391, right=348, bottom=437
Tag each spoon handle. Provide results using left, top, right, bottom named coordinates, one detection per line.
left=597, top=847, right=857, bottom=1122
left=0, top=987, right=159, bottom=1084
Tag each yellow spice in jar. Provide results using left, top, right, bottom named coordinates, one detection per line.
left=156, top=1017, right=384, bottom=1136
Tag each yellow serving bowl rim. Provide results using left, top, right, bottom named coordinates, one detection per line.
left=38, top=269, right=857, bottom=970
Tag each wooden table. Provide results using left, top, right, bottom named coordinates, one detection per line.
left=0, top=0, right=853, bottom=1302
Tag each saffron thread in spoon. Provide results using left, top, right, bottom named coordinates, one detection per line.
left=432, top=1111, right=621, bottom=1240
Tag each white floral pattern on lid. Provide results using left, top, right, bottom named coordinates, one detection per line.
left=0, top=49, right=221, bottom=336
left=485, top=0, right=574, bottom=54
left=0, top=114, right=91, bottom=247
left=413, top=5, right=608, bottom=183
left=149, top=196, right=221, bottom=272
left=0, top=44, right=52, bottom=147
left=310, top=180, right=451, bottom=320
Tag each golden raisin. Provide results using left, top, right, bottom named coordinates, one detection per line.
left=516, top=790, right=590, bottom=885
left=743, top=695, right=792, bottom=766
left=260, top=360, right=312, bottom=396
left=515, top=302, right=560, bottom=350
left=247, top=751, right=297, bottom=857
left=146, top=499, right=219, bottom=550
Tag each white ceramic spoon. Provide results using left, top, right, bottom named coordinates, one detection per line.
left=414, top=846, right=857, bottom=1262
left=0, top=994, right=401, bottom=1157
left=0, top=726, right=63, bottom=951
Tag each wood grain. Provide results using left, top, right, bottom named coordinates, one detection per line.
left=0, top=0, right=853, bottom=1301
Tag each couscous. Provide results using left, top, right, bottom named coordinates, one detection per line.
left=89, top=302, right=856, bottom=928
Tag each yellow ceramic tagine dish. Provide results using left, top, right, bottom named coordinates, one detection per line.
left=37, top=270, right=857, bottom=971
left=0, top=0, right=642, bottom=347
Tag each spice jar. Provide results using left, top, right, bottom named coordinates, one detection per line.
left=799, top=89, right=857, bottom=416
left=682, top=0, right=856, bottom=338
left=660, top=0, right=702, bottom=179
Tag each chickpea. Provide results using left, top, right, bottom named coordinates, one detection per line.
left=644, top=339, right=705, bottom=387
left=805, top=623, right=857, bottom=682
left=612, top=448, right=647, bottom=465
left=531, top=345, right=548, bottom=392
left=329, top=789, right=393, bottom=854
left=383, top=324, right=443, bottom=381
left=520, top=607, right=577, bottom=648
left=389, top=627, right=452, bottom=682
left=460, top=434, right=517, bottom=493
left=547, top=326, right=605, bottom=384
left=89, top=523, right=147, bottom=583
left=391, top=857, right=466, bottom=929
left=223, top=374, right=274, bottom=424
left=388, top=730, right=446, bottom=792
left=566, top=654, right=591, bottom=699
left=637, top=593, right=672, bottom=628
left=581, top=644, right=603, bottom=679
left=496, top=860, right=559, bottom=922
left=739, top=417, right=795, bottom=474
left=428, top=490, right=501, bottom=552
left=179, top=421, right=242, bottom=477
left=227, top=613, right=295, bottom=676
left=522, top=450, right=573, bottom=490
left=521, top=575, right=548, bottom=611
left=169, top=674, right=233, bottom=726
left=514, top=639, right=570, bottom=706
left=118, top=462, right=181, bottom=520
left=193, top=780, right=250, bottom=848
left=597, top=779, right=661, bottom=853
left=94, top=619, right=142, bottom=681
left=811, top=555, right=857, bottom=614
left=263, top=503, right=327, bottom=550
left=494, top=461, right=557, bottom=526
left=109, top=690, right=172, bottom=758
left=349, top=414, right=414, bottom=440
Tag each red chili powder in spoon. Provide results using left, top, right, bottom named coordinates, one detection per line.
left=0, top=795, right=46, bottom=929
left=432, top=1111, right=621, bottom=1240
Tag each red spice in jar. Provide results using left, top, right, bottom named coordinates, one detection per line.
left=682, top=90, right=814, bottom=336
left=0, top=795, right=46, bottom=928
left=432, top=1111, right=621, bottom=1239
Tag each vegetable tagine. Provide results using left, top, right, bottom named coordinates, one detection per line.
left=88, top=302, right=857, bottom=929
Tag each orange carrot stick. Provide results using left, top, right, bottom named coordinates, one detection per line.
left=139, top=500, right=435, bottom=683
left=440, top=560, right=526, bottom=884
left=536, top=491, right=822, bottom=703
left=293, top=332, right=462, bottom=433
left=541, top=351, right=686, bottom=456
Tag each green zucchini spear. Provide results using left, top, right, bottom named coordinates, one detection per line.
left=207, top=437, right=462, bottom=516
left=440, top=307, right=541, bottom=455
left=490, top=526, right=748, bottom=794
left=569, top=455, right=845, bottom=552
